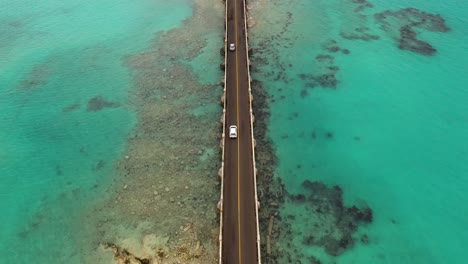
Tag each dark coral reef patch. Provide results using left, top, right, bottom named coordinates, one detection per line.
left=298, top=71, right=339, bottom=90
left=321, top=39, right=341, bottom=53
left=297, top=51, right=341, bottom=90
left=62, top=103, right=80, bottom=113
left=339, top=0, right=380, bottom=41
left=340, top=30, right=380, bottom=41
left=375, top=8, right=450, bottom=55
left=86, top=96, right=120, bottom=112
left=352, top=0, right=374, bottom=13
left=20, top=63, right=52, bottom=89
left=288, top=180, right=373, bottom=256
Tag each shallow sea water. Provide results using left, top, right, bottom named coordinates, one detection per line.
left=3, top=0, right=467, bottom=263
left=249, top=0, right=468, bottom=263
left=0, top=0, right=226, bottom=262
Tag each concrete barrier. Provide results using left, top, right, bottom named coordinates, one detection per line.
left=218, top=0, right=228, bottom=262
left=242, top=1, right=262, bottom=263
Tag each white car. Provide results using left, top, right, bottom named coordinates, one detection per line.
left=229, top=43, right=235, bottom=51
left=229, top=125, right=237, bottom=138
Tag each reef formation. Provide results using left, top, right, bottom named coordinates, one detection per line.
left=102, top=222, right=205, bottom=264
left=340, top=0, right=380, bottom=42
left=375, top=8, right=451, bottom=55
left=86, top=96, right=120, bottom=112
left=248, top=4, right=376, bottom=263
left=71, top=0, right=226, bottom=263
left=288, top=180, right=373, bottom=256
left=296, top=40, right=345, bottom=90
left=250, top=61, right=372, bottom=264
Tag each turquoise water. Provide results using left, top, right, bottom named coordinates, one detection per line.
left=3, top=0, right=467, bottom=262
left=250, top=0, right=468, bottom=263
left=0, top=0, right=191, bottom=262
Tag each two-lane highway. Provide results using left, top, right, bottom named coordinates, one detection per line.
left=221, top=0, right=259, bottom=263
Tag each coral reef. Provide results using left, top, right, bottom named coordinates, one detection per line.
left=315, top=54, right=334, bottom=63
left=102, top=222, right=206, bottom=264
left=340, top=31, right=380, bottom=41
left=352, top=0, right=374, bottom=13
left=104, top=242, right=151, bottom=264
left=95, top=160, right=106, bottom=171
left=20, top=61, right=53, bottom=89
left=375, top=8, right=450, bottom=55
left=255, top=177, right=373, bottom=262
left=62, top=103, right=81, bottom=112
left=288, top=181, right=373, bottom=256
left=296, top=39, right=348, bottom=91
left=250, top=61, right=372, bottom=264
left=247, top=1, right=377, bottom=262
left=249, top=9, right=295, bottom=84
left=339, top=0, right=380, bottom=41
left=75, top=0, right=225, bottom=263
left=298, top=53, right=339, bottom=89
left=86, top=96, right=120, bottom=112
left=321, top=39, right=341, bottom=53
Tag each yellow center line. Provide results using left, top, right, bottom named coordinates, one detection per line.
left=233, top=0, right=242, bottom=263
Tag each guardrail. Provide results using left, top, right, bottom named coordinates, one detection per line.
left=242, top=1, right=262, bottom=263
left=217, top=0, right=228, bottom=262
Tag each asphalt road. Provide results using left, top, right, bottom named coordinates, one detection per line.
left=221, top=0, right=259, bottom=263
